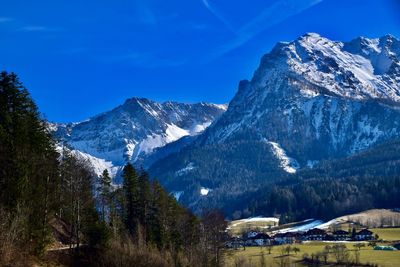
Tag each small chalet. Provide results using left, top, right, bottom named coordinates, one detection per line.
left=249, top=233, right=272, bottom=246
left=303, top=228, right=326, bottom=241
left=355, top=229, right=374, bottom=241
left=273, top=232, right=298, bottom=244
left=333, top=230, right=349, bottom=241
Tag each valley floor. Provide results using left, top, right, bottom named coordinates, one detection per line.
left=224, top=228, right=400, bottom=267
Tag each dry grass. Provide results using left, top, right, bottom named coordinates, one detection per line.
left=371, top=228, right=400, bottom=242
left=331, top=209, right=400, bottom=228
left=224, top=242, right=400, bottom=267
left=0, top=207, right=36, bottom=267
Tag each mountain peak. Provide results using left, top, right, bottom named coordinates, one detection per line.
left=255, top=33, right=400, bottom=103
left=124, top=96, right=153, bottom=105
left=52, top=97, right=227, bottom=166
left=299, top=32, right=322, bottom=40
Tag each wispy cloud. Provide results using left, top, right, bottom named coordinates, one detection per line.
left=201, top=0, right=236, bottom=33
left=202, top=0, right=323, bottom=61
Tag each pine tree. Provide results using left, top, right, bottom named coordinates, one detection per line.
left=98, top=169, right=111, bottom=222
left=137, top=169, right=151, bottom=242
left=122, top=163, right=140, bottom=238
left=148, top=180, right=167, bottom=248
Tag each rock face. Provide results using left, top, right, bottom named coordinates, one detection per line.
left=148, top=33, right=400, bottom=211
left=50, top=98, right=227, bottom=176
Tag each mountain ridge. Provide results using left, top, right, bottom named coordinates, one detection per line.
left=148, top=33, right=400, bottom=213
left=49, top=97, right=227, bottom=179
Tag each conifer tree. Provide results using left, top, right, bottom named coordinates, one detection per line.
left=98, top=169, right=111, bottom=222
left=122, top=163, right=140, bottom=238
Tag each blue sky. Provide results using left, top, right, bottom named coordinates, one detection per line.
left=1, top=0, right=399, bottom=122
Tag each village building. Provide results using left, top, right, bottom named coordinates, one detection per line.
left=273, top=232, right=298, bottom=244
left=245, top=233, right=272, bottom=246
left=332, top=230, right=350, bottom=241
left=355, top=229, right=374, bottom=241
left=303, top=228, right=326, bottom=241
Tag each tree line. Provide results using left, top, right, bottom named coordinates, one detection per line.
left=0, top=71, right=227, bottom=267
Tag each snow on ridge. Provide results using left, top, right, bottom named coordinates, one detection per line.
left=267, top=141, right=300, bottom=173
left=264, top=33, right=400, bottom=103
left=213, top=103, right=229, bottom=111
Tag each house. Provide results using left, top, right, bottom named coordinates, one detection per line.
left=333, top=230, right=349, bottom=241
left=273, top=232, right=298, bottom=244
left=303, top=228, right=326, bottom=241
left=252, top=233, right=272, bottom=246
left=355, top=229, right=374, bottom=241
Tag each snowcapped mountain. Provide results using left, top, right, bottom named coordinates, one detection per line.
left=148, top=33, right=400, bottom=212
left=196, top=33, right=400, bottom=160
left=50, top=97, right=227, bottom=177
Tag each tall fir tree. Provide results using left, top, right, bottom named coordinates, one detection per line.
left=98, top=169, right=112, bottom=222
left=122, top=163, right=140, bottom=238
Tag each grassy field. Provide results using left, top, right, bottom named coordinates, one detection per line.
left=225, top=216, right=400, bottom=266
left=224, top=242, right=400, bottom=267
left=372, top=228, right=400, bottom=241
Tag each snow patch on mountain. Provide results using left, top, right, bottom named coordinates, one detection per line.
left=200, top=187, right=211, bottom=196
left=175, top=162, right=195, bottom=176
left=135, top=124, right=190, bottom=160
left=267, top=141, right=300, bottom=173
left=190, top=121, right=212, bottom=135
left=55, top=145, right=121, bottom=180
left=275, top=220, right=324, bottom=233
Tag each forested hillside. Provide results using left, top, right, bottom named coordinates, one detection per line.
left=0, top=72, right=227, bottom=267
left=225, top=140, right=400, bottom=223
